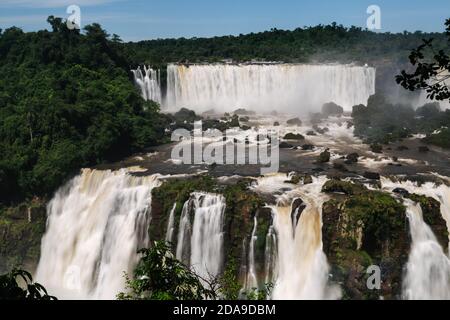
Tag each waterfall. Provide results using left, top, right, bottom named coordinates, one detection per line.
left=165, top=203, right=177, bottom=243
left=244, top=214, right=259, bottom=292
left=35, top=169, right=161, bottom=299
left=175, top=192, right=226, bottom=282
left=264, top=224, right=277, bottom=285
left=131, top=65, right=162, bottom=104
left=270, top=177, right=340, bottom=300
left=175, top=200, right=192, bottom=265
left=402, top=200, right=450, bottom=299
left=166, top=63, right=375, bottom=113
left=381, top=177, right=450, bottom=248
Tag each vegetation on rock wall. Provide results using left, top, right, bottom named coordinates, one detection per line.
left=352, top=94, right=450, bottom=147
left=0, top=199, right=47, bottom=274
left=150, top=175, right=270, bottom=292
left=405, top=193, right=448, bottom=250
left=322, top=179, right=409, bottom=299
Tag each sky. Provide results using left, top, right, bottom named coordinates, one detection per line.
left=0, top=0, right=449, bottom=41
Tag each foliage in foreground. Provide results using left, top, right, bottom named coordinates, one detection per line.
left=118, top=241, right=271, bottom=300
left=396, top=18, right=450, bottom=102
left=0, top=268, right=56, bottom=300
left=118, top=241, right=217, bottom=300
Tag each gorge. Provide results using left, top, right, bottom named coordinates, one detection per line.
left=4, top=61, right=450, bottom=300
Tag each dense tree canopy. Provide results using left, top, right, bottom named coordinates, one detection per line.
left=0, top=17, right=167, bottom=204
left=124, top=23, right=449, bottom=66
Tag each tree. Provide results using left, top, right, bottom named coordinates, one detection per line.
left=0, top=16, right=168, bottom=204
left=0, top=269, right=56, bottom=300
left=396, top=18, right=450, bottom=101
left=117, top=241, right=217, bottom=300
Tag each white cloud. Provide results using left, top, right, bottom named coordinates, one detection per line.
left=0, top=0, right=120, bottom=8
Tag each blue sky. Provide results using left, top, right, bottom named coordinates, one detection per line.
left=0, top=0, right=449, bottom=41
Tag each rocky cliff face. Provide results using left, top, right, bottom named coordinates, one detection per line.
left=149, top=175, right=272, bottom=286
left=0, top=199, right=47, bottom=274
left=321, top=180, right=409, bottom=299
left=149, top=175, right=450, bottom=299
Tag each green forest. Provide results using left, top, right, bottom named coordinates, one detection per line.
left=124, top=22, right=449, bottom=66
left=0, top=17, right=168, bottom=205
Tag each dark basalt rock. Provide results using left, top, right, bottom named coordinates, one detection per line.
left=317, top=149, right=331, bottom=163
left=397, top=145, right=409, bottom=151
left=345, top=153, right=359, bottom=164
left=306, top=130, right=317, bottom=136
left=313, top=124, right=329, bottom=134
left=285, top=173, right=313, bottom=185
left=273, top=121, right=280, bottom=126
left=322, top=102, right=344, bottom=116
left=233, top=108, right=256, bottom=116
left=285, top=174, right=301, bottom=184
left=370, top=143, right=383, bottom=153
left=303, top=175, right=313, bottom=184
left=286, top=117, right=302, bottom=126
left=363, top=171, right=381, bottom=180
left=392, top=187, right=409, bottom=196
left=322, top=179, right=367, bottom=195
left=291, top=198, right=306, bottom=230
left=333, top=161, right=348, bottom=172
left=418, top=146, right=430, bottom=153
left=279, top=141, right=294, bottom=149
left=301, top=144, right=315, bottom=150
left=283, top=133, right=305, bottom=140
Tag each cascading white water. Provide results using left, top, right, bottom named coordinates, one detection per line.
left=264, top=224, right=277, bottom=285
left=269, top=176, right=340, bottom=300
left=176, top=192, right=226, bottom=282
left=381, top=177, right=450, bottom=248
left=176, top=200, right=191, bottom=264
left=35, top=169, right=161, bottom=300
left=131, top=65, right=162, bottom=104
left=244, top=214, right=259, bottom=291
left=165, top=203, right=177, bottom=243
left=402, top=200, right=450, bottom=299
left=166, top=63, right=375, bottom=113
